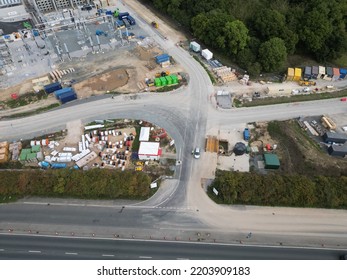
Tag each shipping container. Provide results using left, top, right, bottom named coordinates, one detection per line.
left=311, top=66, right=319, bottom=79
left=122, top=18, right=130, bottom=28
left=318, top=66, right=325, bottom=78
left=127, top=15, right=136, bottom=25
left=54, top=87, right=74, bottom=99
left=340, top=68, right=347, bottom=79
left=286, top=68, right=294, bottom=81
left=44, top=82, right=62, bottom=94
left=118, top=12, right=129, bottom=20
left=332, top=68, right=340, bottom=81
left=326, top=67, right=333, bottom=77
left=304, top=66, right=312, bottom=79
left=156, top=54, right=170, bottom=64
left=59, top=91, right=77, bottom=104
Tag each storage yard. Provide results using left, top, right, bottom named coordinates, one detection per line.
left=0, top=119, right=176, bottom=176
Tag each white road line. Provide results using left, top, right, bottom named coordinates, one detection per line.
left=102, top=254, right=115, bottom=257
left=65, top=252, right=78, bottom=255
left=177, top=258, right=189, bottom=260
left=139, top=256, right=152, bottom=259
left=0, top=249, right=4, bottom=251
left=28, top=250, right=41, bottom=253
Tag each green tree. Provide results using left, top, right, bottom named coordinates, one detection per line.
left=259, top=38, right=287, bottom=72
left=224, top=20, right=249, bottom=55
left=253, top=9, right=286, bottom=39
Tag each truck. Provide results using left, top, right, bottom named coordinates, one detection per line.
left=118, top=12, right=129, bottom=20
left=151, top=21, right=159, bottom=28
left=127, top=15, right=136, bottom=25
left=299, top=80, right=316, bottom=86
left=122, top=18, right=130, bottom=28
left=243, top=128, right=250, bottom=141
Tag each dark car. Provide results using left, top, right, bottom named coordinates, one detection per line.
left=81, top=5, right=93, bottom=11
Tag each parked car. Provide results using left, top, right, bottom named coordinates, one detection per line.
left=81, top=5, right=93, bottom=11
left=192, top=147, right=200, bottom=159
left=303, top=87, right=310, bottom=92
left=340, top=97, right=347, bottom=102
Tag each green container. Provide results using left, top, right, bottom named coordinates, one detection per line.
left=160, top=77, right=167, bottom=86
left=171, top=75, right=178, bottom=84
left=31, top=145, right=41, bottom=152
left=166, top=76, right=172, bottom=85
left=154, top=78, right=162, bottom=87
left=26, top=153, right=37, bottom=160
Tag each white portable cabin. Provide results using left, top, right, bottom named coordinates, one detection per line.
left=201, top=49, right=213, bottom=60
left=190, top=41, right=201, bottom=52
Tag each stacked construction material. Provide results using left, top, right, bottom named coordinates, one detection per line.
left=213, top=66, right=237, bottom=83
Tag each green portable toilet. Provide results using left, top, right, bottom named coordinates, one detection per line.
left=154, top=78, right=162, bottom=87
left=166, top=75, right=172, bottom=85
left=19, top=148, right=31, bottom=161
left=160, top=77, right=167, bottom=86
left=31, top=145, right=41, bottom=152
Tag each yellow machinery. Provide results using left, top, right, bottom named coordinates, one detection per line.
left=151, top=21, right=159, bottom=28
left=299, top=80, right=316, bottom=86
left=155, top=71, right=170, bottom=78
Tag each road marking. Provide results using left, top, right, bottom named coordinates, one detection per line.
left=139, top=256, right=152, bottom=259
left=177, top=258, right=189, bottom=260
left=28, top=250, right=41, bottom=253
left=0, top=249, right=4, bottom=251
left=65, top=252, right=78, bottom=255
left=102, top=254, right=115, bottom=257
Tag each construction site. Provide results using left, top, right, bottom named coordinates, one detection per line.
left=0, top=3, right=185, bottom=105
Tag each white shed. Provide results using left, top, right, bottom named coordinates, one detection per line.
left=139, top=127, right=150, bottom=142
left=201, top=49, right=213, bottom=60
left=138, top=142, right=162, bottom=160
left=190, top=41, right=201, bottom=52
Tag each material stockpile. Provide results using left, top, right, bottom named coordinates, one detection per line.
left=239, top=74, right=250, bottom=85
left=0, top=141, right=9, bottom=163
left=9, top=142, right=22, bottom=161
left=213, top=66, right=237, bottom=83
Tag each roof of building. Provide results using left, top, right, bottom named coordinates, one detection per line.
left=139, top=127, right=150, bottom=142
left=329, top=144, right=347, bottom=152
left=264, top=153, right=280, bottom=166
left=324, top=132, right=347, bottom=141
left=138, top=142, right=161, bottom=156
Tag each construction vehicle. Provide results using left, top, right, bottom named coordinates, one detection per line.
left=155, top=71, right=170, bottom=78
left=151, top=21, right=159, bottom=28
left=299, top=80, right=316, bottom=86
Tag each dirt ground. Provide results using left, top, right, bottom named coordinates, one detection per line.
left=73, top=68, right=129, bottom=97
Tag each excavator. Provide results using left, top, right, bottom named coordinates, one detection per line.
left=151, top=21, right=159, bottom=28
left=155, top=71, right=170, bottom=78
left=299, top=80, right=316, bottom=86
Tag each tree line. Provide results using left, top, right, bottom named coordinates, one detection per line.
left=208, top=170, right=347, bottom=209
left=142, top=0, right=347, bottom=74
left=0, top=169, right=152, bottom=202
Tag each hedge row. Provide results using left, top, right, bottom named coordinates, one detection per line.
left=0, top=169, right=152, bottom=201
left=208, top=170, right=347, bottom=209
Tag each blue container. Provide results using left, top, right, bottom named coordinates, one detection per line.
left=54, top=87, right=73, bottom=99
left=59, top=91, right=77, bottom=104
left=105, top=10, right=113, bottom=15
left=340, top=68, right=347, bottom=79
left=51, top=163, right=67, bottom=169
left=44, top=82, right=62, bottom=94
left=40, top=161, right=50, bottom=169
left=32, top=29, right=39, bottom=36
left=118, top=12, right=129, bottom=20
left=243, top=128, right=250, bottom=141
left=156, top=54, right=170, bottom=64
left=73, top=165, right=79, bottom=170
left=127, top=15, right=136, bottom=25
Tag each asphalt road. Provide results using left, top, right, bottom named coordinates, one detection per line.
left=0, top=234, right=345, bottom=260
